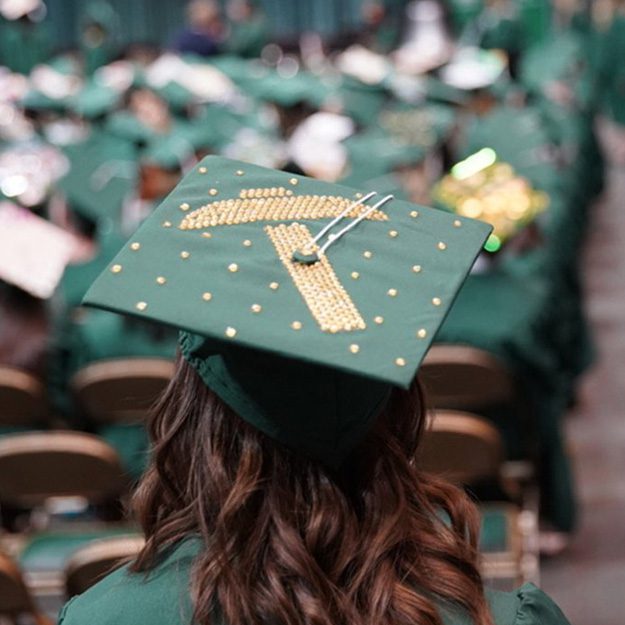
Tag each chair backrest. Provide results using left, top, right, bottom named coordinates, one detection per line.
left=0, top=431, right=128, bottom=509
left=65, top=535, right=145, bottom=598
left=0, top=551, right=52, bottom=624
left=0, top=366, right=47, bottom=427
left=420, top=345, right=516, bottom=411
left=71, top=358, right=174, bottom=424
left=418, top=410, right=504, bottom=486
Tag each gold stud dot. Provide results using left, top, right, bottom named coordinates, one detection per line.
left=228, top=263, right=239, bottom=273
left=180, top=251, right=190, bottom=259
left=412, top=265, right=422, bottom=273
left=432, top=297, right=442, bottom=306
left=417, top=328, right=427, bottom=339
left=156, top=276, right=167, bottom=285
left=225, top=327, right=237, bottom=338
left=243, top=239, right=252, bottom=247
left=130, top=242, right=141, bottom=251
left=136, top=301, right=147, bottom=311
left=355, top=192, right=363, bottom=199
left=388, top=288, right=398, bottom=297
left=395, top=358, right=406, bottom=367
left=389, top=230, right=398, bottom=238
left=291, top=321, right=302, bottom=330
left=374, top=316, right=384, bottom=325
left=236, top=170, right=245, bottom=176
left=363, top=251, right=373, bottom=259
left=198, top=166, right=207, bottom=174
left=269, top=282, right=279, bottom=290
left=351, top=271, right=360, bottom=279
left=453, top=219, right=462, bottom=227
left=410, top=210, right=419, bottom=218
left=438, top=242, right=447, bottom=251
left=209, top=188, right=218, bottom=196
left=162, top=221, right=172, bottom=228
left=202, top=292, right=212, bottom=301
left=111, top=264, right=122, bottom=274
left=202, top=232, right=212, bottom=238
left=251, top=304, right=262, bottom=313
left=180, top=202, right=190, bottom=211
left=289, top=177, right=298, bottom=185
left=350, top=344, right=360, bottom=354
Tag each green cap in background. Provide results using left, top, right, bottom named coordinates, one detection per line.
left=105, top=110, right=160, bottom=146
left=244, top=68, right=330, bottom=109
left=83, top=156, right=490, bottom=466
left=140, top=122, right=198, bottom=169
left=342, top=129, right=427, bottom=182
left=337, top=75, right=388, bottom=126
left=460, top=104, right=558, bottom=190
left=520, top=32, right=584, bottom=95
left=21, top=56, right=82, bottom=112
left=70, top=80, right=122, bottom=119
left=59, top=132, right=137, bottom=225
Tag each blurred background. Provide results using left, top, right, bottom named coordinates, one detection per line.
left=0, top=0, right=623, bottom=622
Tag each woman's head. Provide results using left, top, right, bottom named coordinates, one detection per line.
left=132, top=354, right=491, bottom=625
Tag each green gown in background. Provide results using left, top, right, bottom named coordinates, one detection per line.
left=225, top=16, right=270, bottom=58
left=57, top=538, right=571, bottom=625
left=0, top=17, right=50, bottom=74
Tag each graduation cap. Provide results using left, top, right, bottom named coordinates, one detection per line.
left=58, top=132, right=137, bottom=225
left=141, top=122, right=198, bottom=170
left=22, top=58, right=83, bottom=112
left=70, top=80, right=122, bottom=119
left=0, top=202, right=76, bottom=298
left=342, top=129, right=428, bottom=183
left=244, top=67, right=330, bottom=109
left=83, top=156, right=490, bottom=467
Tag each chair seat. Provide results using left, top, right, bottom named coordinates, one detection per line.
left=98, top=423, right=149, bottom=481
left=479, top=503, right=525, bottom=590
left=19, top=529, right=140, bottom=574
left=480, top=503, right=521, bottom=555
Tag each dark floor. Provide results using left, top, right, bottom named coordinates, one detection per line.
left=541, top=163, right=625, bottom=625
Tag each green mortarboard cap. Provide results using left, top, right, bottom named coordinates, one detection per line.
left=83, top=156, right=490, bottom=466
left=422, top=76, right=469, bottom=105
left=245, top=68, right=330, bottom=109
left=337, top=76, right=387, bottom=126
left=345, top=129, right=427, bottom=171
left=460, top=104, right=556, bottom=189
left=141, top=122, right=198, bottom=169
left=105, top=111, right=158, bottom=146
left=71, top=80, right=121, bottom=119
left=343, top=130, right=427, bottom=181
left=520, top=32, right=582, bottom=93
left=59, top=132, right=137, bottom=223
left=154, top=80, right=195, bottom=111
left=21, top=90, right=69, bottom=112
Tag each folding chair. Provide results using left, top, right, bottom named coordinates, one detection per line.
left=420, top=345, right=538, bottom=514
left=64, top=534, right=145, bottom=598
left=70, top=358, right=174, bottom=424
left=0, top=366, right=47, bottom=429
left=0, top=431, right=128, bottom=512
left=0, top=551, right=52, bottom=625
left=419, top=410, right=539, bottom=588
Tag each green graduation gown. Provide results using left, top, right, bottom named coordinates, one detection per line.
left=58, top=538, right=571, bottom=625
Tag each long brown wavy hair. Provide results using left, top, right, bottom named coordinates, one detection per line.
left=131, top=354, right=492, bottom=625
